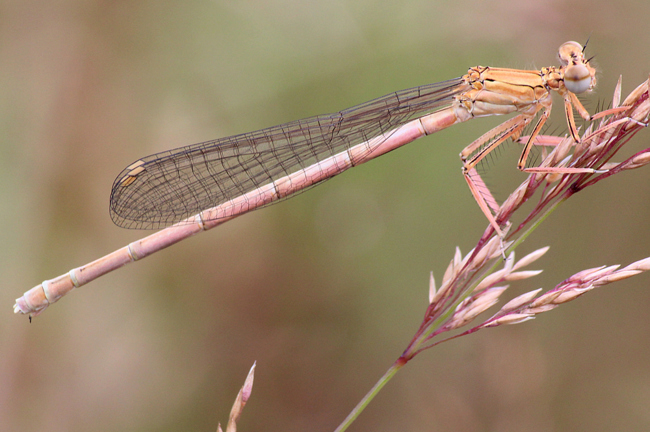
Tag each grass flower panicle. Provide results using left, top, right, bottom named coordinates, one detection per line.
left=334, top=77, right=650, bottom=432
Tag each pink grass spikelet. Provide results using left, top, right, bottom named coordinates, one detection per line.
left=499, top=288, right=543, bottom=313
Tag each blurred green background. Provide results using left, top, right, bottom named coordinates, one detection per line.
left=2, top=1, right=650, bottom=431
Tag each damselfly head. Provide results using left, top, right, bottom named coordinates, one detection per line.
left=558, top=41, right=596, bottom=94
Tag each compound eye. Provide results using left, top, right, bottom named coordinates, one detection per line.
left=558, top=41, right=583, bottom=66
left=564, top=64, right=592, bottom=94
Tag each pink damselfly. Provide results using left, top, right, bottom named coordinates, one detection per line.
left=15, top=41, right=611, bottom=317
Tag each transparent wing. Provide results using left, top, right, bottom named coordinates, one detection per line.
left=110, top=78, right=465, bottom=229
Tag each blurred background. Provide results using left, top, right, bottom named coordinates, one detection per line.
left=1, top=1, right=650, bottom=431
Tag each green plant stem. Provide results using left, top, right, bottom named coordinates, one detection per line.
left=508, top=195, right=567, bottom=252
left=333, top=358, right=406, bottom=432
